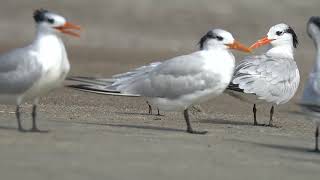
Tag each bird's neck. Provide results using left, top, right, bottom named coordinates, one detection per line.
left=309, top=28, right=320, bottom=73
left=312, top=48, right=320, bottom=73
left=266, top=44, right=294, bottom=59
left=202, top=44, right=227, bottom=51
left=33, top=25, right=63, bottom=49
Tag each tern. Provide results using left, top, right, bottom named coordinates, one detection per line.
left=299, top=16, right=320, bottom=152
left=68, top=29, right=251, bottom=134
left=0, top=9, right=80, bottom=132
left=226, top=23, right=300, bottom=126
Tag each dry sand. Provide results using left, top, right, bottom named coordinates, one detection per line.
left=0, top=0, right=320, bottom=179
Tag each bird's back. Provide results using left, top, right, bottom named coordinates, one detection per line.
left=229, top=54, right=300, bottom=104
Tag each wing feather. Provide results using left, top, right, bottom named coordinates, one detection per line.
left=111, top=52, right=219, bottom=99
left=0, top=47, right=42, bottom=94
left=230, top=55, right=299, bottom=104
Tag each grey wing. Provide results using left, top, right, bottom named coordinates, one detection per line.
left=67, top=62, right=162, bottom=87
left=0, top=48, right=42, bottom=94
left=110, top=62, right=162, bottom=88
left=301, top=72, right=320, bottom=105
left=116, top=52, right=219, bottom=99
left=113, top=62, right=162, bottom=79
left=231, top=55, right=300, bottom=104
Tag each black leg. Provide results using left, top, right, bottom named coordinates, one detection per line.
left=29, top=104, right=48, bottom=133
left=147, top=101, right=152, bottom=114
left=183, top=109, right=207, bottom=134
left=15, top=105, right=26, bottom=132
left=253, top=104, right=258, bottom=125
left=31, top=104, right=38, bottom=130
left=315, top=125, right=319, bottom=152
left=156, top=108, right=161, bottom=116
left=269, top=105, right=274, bottom=126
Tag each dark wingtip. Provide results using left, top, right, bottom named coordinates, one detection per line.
left=33, top=8, right=49, bottom=23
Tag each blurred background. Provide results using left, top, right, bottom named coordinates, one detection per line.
left=0, top=0, right=319, bottom=100
left=0, top=0, right=319, bottom=50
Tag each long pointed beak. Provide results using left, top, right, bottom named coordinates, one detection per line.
left=250, top=36, right=273, bottom=49
left=227, top=41, right=252, bottom=53
left=55, top=22, right=81, bottom=38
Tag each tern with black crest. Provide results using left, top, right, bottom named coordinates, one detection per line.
left=299, top=16, right=320, bottom=152
left=68, top=29, right=251, bottom=134
left=0, top=9, right=80, bottom=132
left=227, top=23, right=300, bottom=126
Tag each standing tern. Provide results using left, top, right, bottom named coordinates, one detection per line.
left=0, top=9, right=80, bottom=132
left=68, top=29, right=251, bottom=134
left=299, top=16, right=320, bottom=152
left=226, top=23, right=300, bottom=126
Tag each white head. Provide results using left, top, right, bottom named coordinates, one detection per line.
left=250, top=23, right=298, bottom=49
left=33, top=9, right=81, bottom=37
left=198, top=29, right=251, bottom=53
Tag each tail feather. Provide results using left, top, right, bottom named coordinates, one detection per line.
left=67, top=84, right=140, bottom=97
left=66, top=76, right=114, bottom=86
left=226, top=82, right=244, bottom=93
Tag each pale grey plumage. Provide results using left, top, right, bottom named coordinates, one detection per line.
left=301, top=72, right=320, bottom=109
left=232, top=54, right=299, bottom=105
left=113, top=62, right=161, bottom=79
left=226, top=23, right=300, bottom=126
left=108, top=52, right=221, bottom=99
left=72, top=52, right=222, bottom=100
left=0, top=47, right=42, bottom=94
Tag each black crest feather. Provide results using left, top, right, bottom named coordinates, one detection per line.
left=286, top=26, right=298, bottom=48
left=198, top=31, right=214, bottom=50
left=33, top=9, right=49, bottom=22
left=309, top=16, right=320, bottom=28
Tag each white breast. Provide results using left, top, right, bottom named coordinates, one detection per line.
left=23, top=35, right=70, bottom=100
left=203, top=50, right=235, bottom=85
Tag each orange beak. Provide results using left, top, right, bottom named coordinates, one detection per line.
left=227, top=41, right=252, bottom=53
left=250, top=36, right=274, bottom=49
left=55, top=22, right=81, bottom=37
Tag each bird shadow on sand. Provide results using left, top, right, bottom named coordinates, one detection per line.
left=114, top=111, right=165, bottom=117
left=231, top=138, right=320, bottom=155
left=199, top=118, right=253, bottom=126
left=0, top=125, right=18, bottom=131
left=55, top=120, right=185, bottom=133
left=283, top=110, right=306, bottom=117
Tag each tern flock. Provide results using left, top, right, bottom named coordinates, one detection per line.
left=0, top=9, right=319, bottom=151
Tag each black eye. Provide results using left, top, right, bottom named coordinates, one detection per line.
left=47, top=18, right=54, bottom=24
left=276, top=31, right=283, bottom=36
left=216, top=36, right=224, bottom=41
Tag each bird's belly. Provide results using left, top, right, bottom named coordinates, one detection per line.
left=225, top=90, right=270, bottom=105
left=149, top=81, right=229, bottom=111
left=24, top=62, right=70, bottom=99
